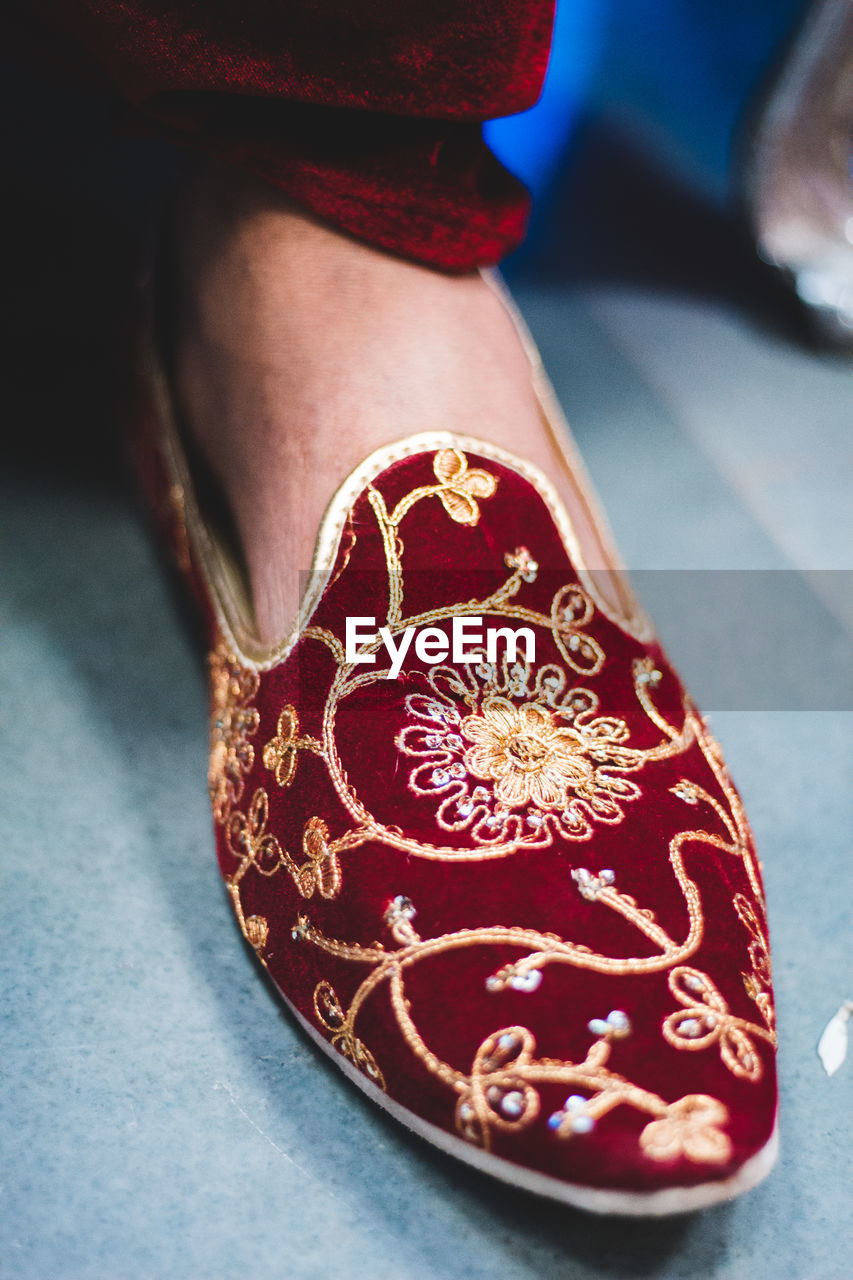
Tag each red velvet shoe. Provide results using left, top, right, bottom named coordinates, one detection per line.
left=134, top=298, right=778, bottom=1216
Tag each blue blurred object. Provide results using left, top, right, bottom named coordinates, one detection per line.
left=594, top=0, right=809, bottom=196
left=486, top=0, right=808, bottom=201
left=484, top=0, right=605, bottom=196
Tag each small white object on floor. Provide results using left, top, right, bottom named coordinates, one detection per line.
left=817, top=1000, right=853, bottom=1076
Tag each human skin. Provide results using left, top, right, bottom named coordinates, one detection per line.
left=177, top=160, right=624, bottom=644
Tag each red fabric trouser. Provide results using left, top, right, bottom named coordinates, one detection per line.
left=16, top=2, right=556, bottom=270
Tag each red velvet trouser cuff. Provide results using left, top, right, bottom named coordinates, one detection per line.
left=15, top=1, right=556, bottom=270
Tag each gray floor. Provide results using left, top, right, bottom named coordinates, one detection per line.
left=2, top=284, right=851, bottom=1279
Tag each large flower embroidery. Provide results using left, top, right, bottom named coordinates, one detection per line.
left=397, top=656, right=644, bottom=845
left=461, top=697, right=595, bottom=810
left=639, top=1095, right=732, bottom=1164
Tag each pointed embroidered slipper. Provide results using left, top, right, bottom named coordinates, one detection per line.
left=133, top=296, right=779, bottom=1217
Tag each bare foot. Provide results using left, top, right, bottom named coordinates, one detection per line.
left=176, top=161, right=625, bottom=646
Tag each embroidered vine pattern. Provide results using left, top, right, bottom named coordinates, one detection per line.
left=222, top=787, right=371, bottom=943
left=295, top=692, right=773, bottom=1158
left=288, top=742, right=759, bottom=1162
left=734, top=892, right=775, bottom=1034
left=367, top=448, right=498, bottom=624
left=313, top=981, right=387, bottom=1089
left=287, top=690, right=774, bottom=1158
left=455, top=1027, right=732, bottom=1163
left=211, top=449, right=776, bottom=1164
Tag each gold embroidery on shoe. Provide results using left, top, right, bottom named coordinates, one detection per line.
left=220, top=788, right=282, bottom=951
left=225, top=786, right=370, bottom=905
left=431, top=448, right=498, bottom=525
left=669, top=763, right=765, bottom=914
left=263, top=705, right=324, bottom=788
left=551, top=583, right=605, bottom=675
left=290, top=817, right=372, bottom=900
left=295, top=817, right=339, bottom=899
left=296, top=837, right=711, bottom=1147
left=384, top=894, right=421, bottom=946
left=465, top=696, right=589, bottom=806
left=244, top=915, right=269, bottom=952
left=313, top=981, right=387, bottom=1089
left=734, top=893, right=776, bottom=1033
left=662, top=965, right=776, bottom=1080
left=458, top=1029, right=731, bottom=1164
left=395, top=650, right=690, bottom=848
left=312, top=616, right=694, bottom=862
left=639, top=1095, right=731, bottom=1164
left=503, top=546, right=539, bottom=583
left=226, top=788, right=283, bottom=881
left=299, top=885, right=736, bottom=1161
left=367, top=449, right=498, bottom=625
left=211, top=455, right=775, bottom=1164
left=291, top=695, right=773, bottom=1161
left=208, top=641, right=260, bottom=824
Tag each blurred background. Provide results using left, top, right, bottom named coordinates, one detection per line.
left=0, top=0, right=815, bottom=487
left=490, top=0, right=807, bottom=202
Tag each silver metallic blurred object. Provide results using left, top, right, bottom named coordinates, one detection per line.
left=747, top=0, right=853, bottom=346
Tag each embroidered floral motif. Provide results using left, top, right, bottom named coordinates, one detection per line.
left=457, top=1027, right=540, bottom=1146
left=735, top=894, right=772, bottom=986
left=432, top=448, right=498, bottom=525
left=462, top=697, right=611, bottom=809
left=504, top=546, right=538, bottom=582
left=366, top=448, right=499, bottom=624
left=397, top=654, right=650, bottom=844
left=456, top=1028, right=732, bottom=1165
left=296, top=702, right=772, bottom=1158
left=208, top=642, right=260, bottom=824
left=228, top=789, right=358, bottom=903
left=263, top=705, right=323, bottom=789
left=263, top=706, right=299, bottom=787
left=291, top=817, right=342, bottom=900
left=550, top=583, right=606, bottom=675
left=639, top=1095, right=732, bottom=1164
left=662, top=966, right=776, bottom=1080
left=226, top=788, right=283, bottom=877
left=222, top=788, right=283, bottom=947
left=384, top=894, right=420, bottom=945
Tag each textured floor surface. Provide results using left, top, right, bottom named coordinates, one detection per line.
left=2, top=268, right=851, bottom=1279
